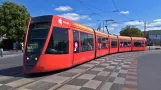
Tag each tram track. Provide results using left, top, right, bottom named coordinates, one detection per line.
left=49, top=60, right=105, bottom=90
left=14, top=55, right=117, bottom=90
left=0, top=67, right=25, bottom=85
left=50, top=55, right=127, bottom=90
left=96, top=58, right=125, bottom=90
left=12, top=74, right=51, bottom=90
left=0, top=51, right=154, bottom=90
left=15, top=60, right=106, bottom=90
left=51, top=52, right=144, bottom=90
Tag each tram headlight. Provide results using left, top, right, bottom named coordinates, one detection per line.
left=35, top=57, right=38, bottom=61
left=27, top=57, right=29, bottom=60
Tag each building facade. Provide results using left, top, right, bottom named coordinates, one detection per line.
left=145, top=30, right=161, bottom=46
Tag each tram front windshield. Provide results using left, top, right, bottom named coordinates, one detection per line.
left=26, top=22, right=50, bottom=54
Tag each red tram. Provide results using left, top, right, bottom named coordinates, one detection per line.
left=118, top=36, right=132, bottom=52
left=23, top=15, right=146, bottom=73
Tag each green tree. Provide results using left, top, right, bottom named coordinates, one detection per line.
left=120, top=25, right=144, bottom=37
left=0, top=1, right=30, bottom=41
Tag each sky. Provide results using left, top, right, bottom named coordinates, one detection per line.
left=1, top=0, right=161, bottom=35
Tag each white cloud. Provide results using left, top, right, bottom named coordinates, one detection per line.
left=55, top=6, right=72, bottom=11
left=83, top=23, right=96, bottom=27
left=153, top=19, right=161, bottom=22
left=147, top=22, right=161, bottom=27
left=101, top=27, right=114, bottom=31
left=124, top=21, right=144, bottom=26
left=120, top=11, right=129, bottom=15
left=140, top=28, right=144, bottom=31
left=81, top=15, right=92, bottom=20
left=108, top=27, right=115, bottom=30
left=146, top=19, right=161, bottom=27
left=147, top=27, right=161, bottom=30
left=58, top=13, right=91, bottom=21
left=123, top=18, right=161, bottom=30
left=110, top=24, right=119, bottom=27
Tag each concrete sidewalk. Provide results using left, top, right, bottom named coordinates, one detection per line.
left=0, top=50, right=23, bottom=59
left=3, top=50, right=22, bottom=55
left=147, top=46, right=161, bottom=50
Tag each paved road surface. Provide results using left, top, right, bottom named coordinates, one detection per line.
left=0, top=55, right=22, bottom=69
left=0, top=54, right=23, bottom=78
left=147, top=46, right=161, bottom=50
left=3, top=50, right=22, bottom=55
left=0, top=50, right=160, bottom=90
left=138, top=52, right=161, bottom=90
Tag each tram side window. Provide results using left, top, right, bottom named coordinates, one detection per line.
left=106, top=38, right=108, bottom=48
left=88, top=34, right=94, bottom=50
left=134, top=40, right=142, bottom=47
left=80, top=32, right=93, bottom=52
left=111, top=38, right=117, bottom=48
left=73, top=30, right=79, bottom=53
left=102, top=37, right=105, bottom=49
left=141, top=40, right=144, bottom=47
left=98, top=36, right=102, bottom=49
left=128, top=40, right=131, bottom=47
left=124, top=40, right=128, bottom=47
left=46, top=27, right=69, bottom=54
left=120, top=40, right=124, bottom=47
left=134, top=40, right=138, bottom=47
left=102, top=37, right=108, bottom=49
left=140, top=40, right=144, bottom=47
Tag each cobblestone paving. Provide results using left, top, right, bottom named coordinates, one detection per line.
left=0, top=50, right=160, bottom=90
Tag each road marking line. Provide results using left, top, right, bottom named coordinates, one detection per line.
left=125, top=80, right=137, bottom=86
left=126, top=76, right=137, bottom=80
left=0, top=84, right=3, bottom=86
left=127, top=72, right=137, bottom=75
left=122, top=87, right=137, bottom=90
left=0, top=76, right=12, bottom=82
left=6, top=78, right=34, bottom=88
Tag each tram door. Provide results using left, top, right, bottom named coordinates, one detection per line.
left=72, top=30, right=80, bottom=65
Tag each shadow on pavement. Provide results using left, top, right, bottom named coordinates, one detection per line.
left=0, top=66, right=72, bottom=79
left=0, top=60, right=89, bottom=78
left=0, top=66, right=23, bottom=77
left=25, top=60, right=91, bottom=78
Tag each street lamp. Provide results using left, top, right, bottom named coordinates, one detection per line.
left=139, top=21, right=151, bottom=50
left=138, top=21, right=147, bottom=37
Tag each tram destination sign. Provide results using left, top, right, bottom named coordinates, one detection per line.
left=34, top=24, right=50, bottom=28
left=32, top=23, right=50, bottom=29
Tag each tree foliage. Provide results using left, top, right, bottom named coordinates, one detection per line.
left=0, top=1, right=30, bottom=41
left=120, top=25, right=144, bottom=37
